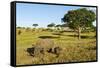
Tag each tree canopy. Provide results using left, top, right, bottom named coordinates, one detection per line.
left=47, top=23, right=55, bottom=27
left=62, top=8, right=96, bottom=39
left=32, top=24, right=38, bottom=27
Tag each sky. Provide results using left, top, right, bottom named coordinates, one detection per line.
left=16, top=3, right=96, bottom=28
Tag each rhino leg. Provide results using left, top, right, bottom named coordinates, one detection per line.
left=26, top=47, right=35, bottom=57
left=53, top=47, right=62, bottom=57
left=47, top=48, right=52, bottom=53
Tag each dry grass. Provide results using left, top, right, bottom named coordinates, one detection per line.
left=16, top=28, right=96, bottom=65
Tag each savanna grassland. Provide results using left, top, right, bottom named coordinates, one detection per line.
left=16, top=28, right=97, bottom=65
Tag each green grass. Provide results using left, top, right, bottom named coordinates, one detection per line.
left=16, top=29, right=96, bottom=65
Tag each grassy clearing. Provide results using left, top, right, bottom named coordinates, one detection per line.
left=16, top=29, right=96, bottom=65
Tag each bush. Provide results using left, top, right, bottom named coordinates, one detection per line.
left=25, top=27, right=31, bottom=32
left=45, top=28, right=53, bottom=32
left=32, top=28, right=35, bottom=32
left=18, top=30, right=22, bottom=35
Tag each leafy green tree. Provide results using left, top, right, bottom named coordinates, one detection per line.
left=47, top=23, right=55, bottom=29
left=32, top=24, right=38, bottom=28
left=62, top=8, right=96, bottom=39
left=17, top=26, right=22, bottom=29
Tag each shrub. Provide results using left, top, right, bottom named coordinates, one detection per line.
left=18, top=30, right=22, bottom=35
left=25, top=27, right=31, bottom=32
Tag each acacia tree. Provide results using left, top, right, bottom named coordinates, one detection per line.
left=62, top=8, right=96, bottom=39
left=47, top=23, right=55, bottom=29
left=32, top=24, right=38, bottom=28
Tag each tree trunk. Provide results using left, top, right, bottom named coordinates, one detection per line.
left=78, top=27, right=81, bottom=40
left=74, top=29, right=76, bottom=37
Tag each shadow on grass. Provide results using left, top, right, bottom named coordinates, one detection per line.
left=61, top=34, right=95, bottom=39
left=52, top=33, right=62, bottom=35
left=38, top=36, right=60, bottom=39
